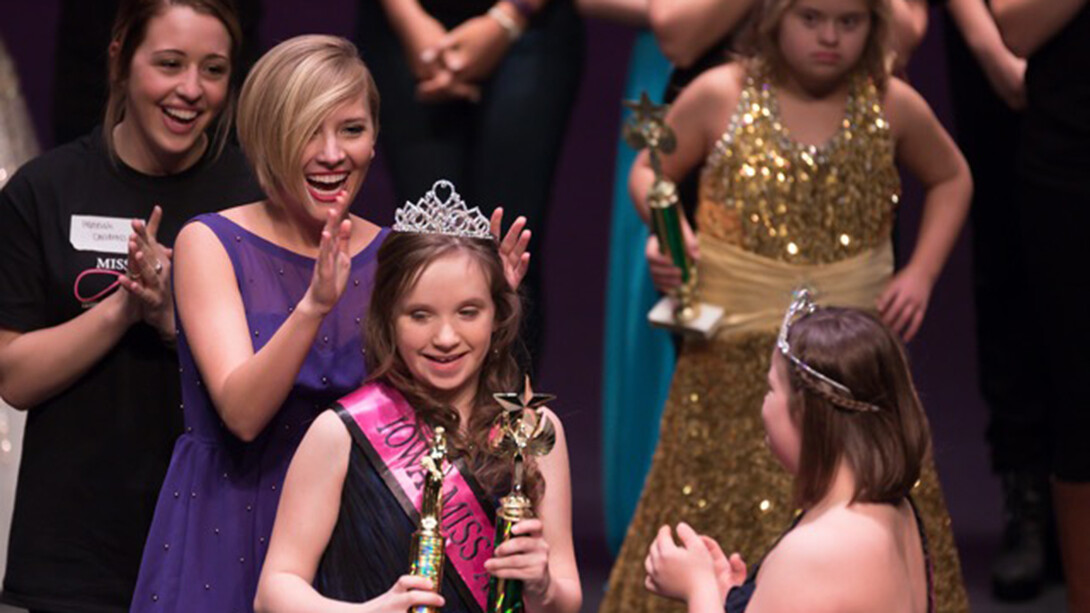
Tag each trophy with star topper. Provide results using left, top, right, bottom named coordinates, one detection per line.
left=486, top=379, right=557, bottom=613
left=623, top=92, right=723, bottom=337
left=409, top=427, right=449, bottom=613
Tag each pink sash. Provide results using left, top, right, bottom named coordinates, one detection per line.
left=337, top=383, right=494, bottom=611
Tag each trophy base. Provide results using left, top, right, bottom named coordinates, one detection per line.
left=648, top=296, right=724, bottom=339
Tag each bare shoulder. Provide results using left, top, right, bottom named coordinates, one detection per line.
left=175, top=217, right=227, bottom=261
left=298, top=409, right=352, bottom=464
left=882, top=77, right=932, bottom=139
left=683, top=61, right=747, bottom=109
left=533, top=407, right=571, bottom=472
left=752, top=509, right=896, bottom=612
left=538, top=407, right=569, bottom=450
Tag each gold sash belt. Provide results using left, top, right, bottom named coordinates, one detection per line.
left=697, top=235, right=894, bottom=339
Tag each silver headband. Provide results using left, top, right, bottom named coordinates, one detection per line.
left=777, top=289, right=881, bottom=413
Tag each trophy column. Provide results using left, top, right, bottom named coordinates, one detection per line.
left=623, top=92, right=723, bottom=337
left=409, top=427, right=449, bottom=613
left=487, top=381, right=557, bottom=613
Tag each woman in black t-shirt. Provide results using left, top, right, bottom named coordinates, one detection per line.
left=0, top=1, right=261, bottom=612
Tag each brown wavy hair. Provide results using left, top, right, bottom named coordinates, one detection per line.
left=784, top=307, right=931, bottom=507
left=740, top=0, right=893, bottom=90
left=364, top=232, right=542, bottom=504
left=104, top=0, right=243, bottom=160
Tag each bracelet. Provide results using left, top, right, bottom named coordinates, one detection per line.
left=504, top=0, right=534, bottom=20
left=488, top=5, right=524, bottom=41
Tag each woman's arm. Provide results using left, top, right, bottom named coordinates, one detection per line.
left=174, top=209, right=352, bottom=442
left=647, top=0, right=755, bottom=68
left=0, top=289, right=137, bottom=409
left=946, top=0, right=1026, bottom=109
left=879, top=79, right=972, bottom=341
left=254, top=410, right=446, bottom=612
left=485, top=408, right=581, bottom=613
left=575, top=0, right=648, bottom=26
left=890, top=0, right=929, bottom=69
left=990, top=0, right=1088, bottom=57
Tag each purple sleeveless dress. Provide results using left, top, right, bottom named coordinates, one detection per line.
left=131, top=213, right=388, bottom=612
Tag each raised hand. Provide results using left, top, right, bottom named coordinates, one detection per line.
left=363, top=575, right=444, bottom=612
left=484, top=518, right=552, bottom=598
left=300, top=200, right=353, bottom=317
left=117, top=205, right=176, bottom=340
left=490, top=207, right=531, bottom=290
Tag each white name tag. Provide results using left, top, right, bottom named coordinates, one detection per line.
left=69, top=215, right=133, bottom=254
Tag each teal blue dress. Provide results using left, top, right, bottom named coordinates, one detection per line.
left=601, top=30, right=675, bottom=553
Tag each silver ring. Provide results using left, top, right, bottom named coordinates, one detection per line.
left=154, top=260, right=163, bottom=274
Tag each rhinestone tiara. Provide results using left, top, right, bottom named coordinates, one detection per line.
left=392, top=180, right=493, bottom=239
left=777, top=288, right=881, bottom=413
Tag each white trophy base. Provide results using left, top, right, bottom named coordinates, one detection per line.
left=647, top=295, right=724, bottom=339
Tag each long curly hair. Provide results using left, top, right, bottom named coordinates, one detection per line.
left=364, top=232, right=542, bottom=504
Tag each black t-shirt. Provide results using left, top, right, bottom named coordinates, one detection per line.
left=1021, top=6, right=1090, bottom=195
left=0, top=127, right=262, bottom=613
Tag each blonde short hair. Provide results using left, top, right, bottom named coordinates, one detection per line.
left=743, top=0, right=893, bottom=89
left=236, top=35, right=380, bottom=205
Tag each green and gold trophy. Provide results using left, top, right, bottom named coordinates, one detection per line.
left=623, top=92, right=723, bottom=337
left=486, top=379, right=557, bottom=613
left=409, top=427, right=449, bottom=613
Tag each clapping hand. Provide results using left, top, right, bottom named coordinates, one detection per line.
left=299, top=197, right=353, bottom=318
left=118, top=205, right=176, bottom=341
left=644, top=523, right=731, bottom=604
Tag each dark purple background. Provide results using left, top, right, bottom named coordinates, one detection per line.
left=1, top=2, right=1051, bottom=610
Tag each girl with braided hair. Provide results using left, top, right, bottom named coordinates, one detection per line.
left=645, top=298, right=935, bottom=613
left=601, top=0, right=971, bottom=610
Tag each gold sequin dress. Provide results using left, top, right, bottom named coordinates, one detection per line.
left=600, top=66, right=969, bottom=613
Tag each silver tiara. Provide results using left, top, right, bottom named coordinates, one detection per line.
left=392, top=180, right=493, bottom=239
left=777, top=289, right=881, bottom=413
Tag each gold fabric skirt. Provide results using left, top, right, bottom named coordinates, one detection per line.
left=599, top=238, right=969, bottom=613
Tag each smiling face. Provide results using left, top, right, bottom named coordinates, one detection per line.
left=115, top=5, right=231, bottom=173
left=762, top=353, right=803, bottom=473
left=291, top=97, right=375, bottom=224
left=395, top=251, right=496, bottom=411
left=777, top=0, right=871, bottom=89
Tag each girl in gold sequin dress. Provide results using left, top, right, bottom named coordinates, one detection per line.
left=601, top=0, right=973, bottom=611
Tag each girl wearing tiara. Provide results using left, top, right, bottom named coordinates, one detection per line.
left=646, top=296, right=935, bottom=613
left=254, top=202, right=581, bottom=612
left=131, top=36, right=528, bottom=612
left=602, top=0, right=972, bottom=611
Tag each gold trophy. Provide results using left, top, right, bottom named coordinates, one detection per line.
left=623, top=92, right=723, bottom=338
left=409, top=426, right=449, bottom=613
left=486, top=379, right=557, bottom=613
